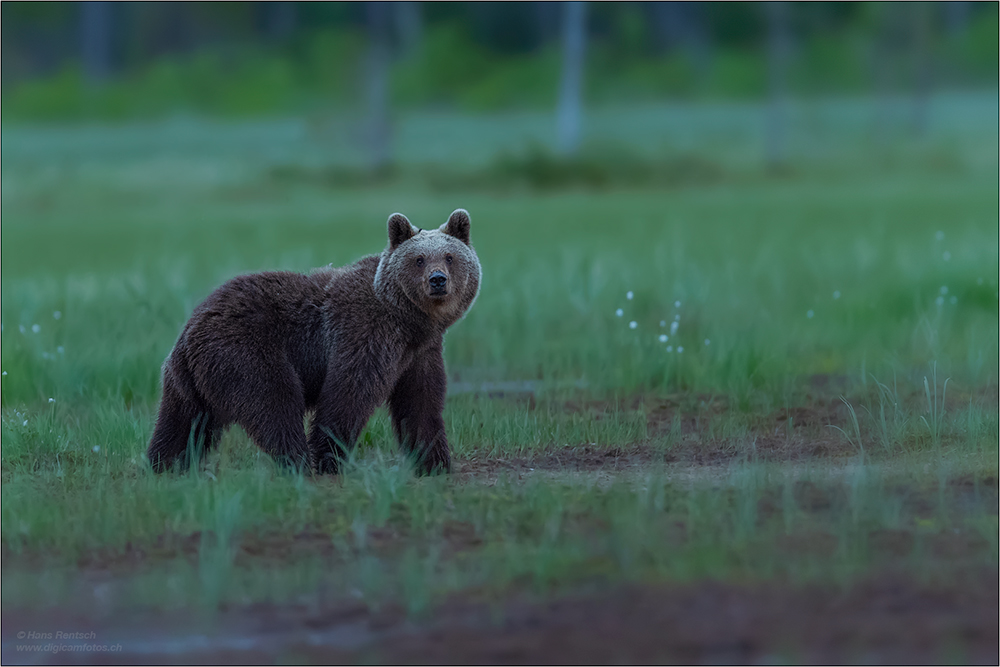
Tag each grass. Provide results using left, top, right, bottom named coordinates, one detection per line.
left=1, top=93, right=998, bottom=630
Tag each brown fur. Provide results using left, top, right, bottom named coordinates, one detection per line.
left=147, top=209, right=480, bottom=475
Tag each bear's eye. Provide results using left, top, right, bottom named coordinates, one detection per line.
left=445, top=254, right=453, bottom=265
left=416, top=257, right=425, bottom=267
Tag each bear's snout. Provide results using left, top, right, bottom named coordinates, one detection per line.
left=429, top=270, right=448, bottom=295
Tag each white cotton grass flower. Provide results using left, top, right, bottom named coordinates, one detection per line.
left=615, top=308, right=624, bottom=317
left=31, top=324, right=40, bottom=333
left=19, top=325, right=25, bottom=334
left=53, top=311, right=62, bottom=320
left=22, top=420, right=28, bottom=426
left=629, top=321, right=638, bottom=329
left=940, top=286, right=948, bottom=295
left=935, top=296, right=944, bottom=306
left=659, top=320, right=666, bottom=327
left=626, top=291, right=634, bottom=300
left=48, top=398, right=55, bottom=403
left=704, top=338, right=711, bottom=346
left=806, top=310, right=815, bottom=319
left=949, top=296, right=957, bottom=304
left=978, top=277, right=984, bottom=285
left=670, top=321, right=679, bottom=336
left=57, top=346, right=64, bottom=354
left=935, top=230, right=944, bottom=241
left=92, top=445, right=101, bottom=453
left=1, top=371, right=6, bottom=376
left=833, top=290, right=841, bottom=300
left=677, top=346, right=684, bottom=353
left=659, top=334, right=668, bottom=343
left=943, top=251, right=951, bottom=261
left=666, top=345, right=673, bottom=352
left=674, top=300, right=681, bottom=308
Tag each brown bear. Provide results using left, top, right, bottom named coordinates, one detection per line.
left=146, top=209, right=480, bottom=475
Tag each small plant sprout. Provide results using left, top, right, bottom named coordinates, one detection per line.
left=677, top=346, right=684, bottom=353
left=670, top=321, right=679, bottom=336
left=53, top=311, right=61, bottom=320
left=659, top=320, right=666, bottom=327
left=940, top=286, right=948, bottom=295
left=626, top=291, right=634, bottom=300
left=92, top=445, right=101, bottom=453
left=615, top=308, right=624, bottom=317
left=829, top=397, right=865, bottom=459
left=943, top=251, right=951, bottom=261
left=833, top=290, right=841, bottom=299
left=659, top=334, right=668, bottom=343
left=31, top=324, right=40, bottom=333
left=920, top=363, right=950, bottom=446
left=629, top=321, right=637, bottom=329
left=935, top=230, right=944, bottom=241
left=807, top=310, right=814, bottom=319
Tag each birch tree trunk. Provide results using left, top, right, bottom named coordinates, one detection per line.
left=365, top=1, right=392, bottom=171
left=394, top=1, right=423, bottom=56
left=80, top=1, right=112, bottom=83
left=910, top=2, right=932, bottom=137
left=556, top=1, right=586, bottom=156
left=765, top=1, right=791, bottom=169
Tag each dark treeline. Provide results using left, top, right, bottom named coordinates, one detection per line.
left=1, top=1, right=996, bottom=121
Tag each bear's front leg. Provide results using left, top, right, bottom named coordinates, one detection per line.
left=309, top=339, right=403, bottom=475
left=388, top=345, right=451, bottom=475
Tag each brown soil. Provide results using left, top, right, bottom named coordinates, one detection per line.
left=3, top=571, right=997, bottom=665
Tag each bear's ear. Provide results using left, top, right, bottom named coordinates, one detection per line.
left=387, top=213, right=416, bottom=250
left=440, top=208, right=471, bottom=245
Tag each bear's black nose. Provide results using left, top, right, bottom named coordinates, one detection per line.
left=429, top=271, right=447, bottom=292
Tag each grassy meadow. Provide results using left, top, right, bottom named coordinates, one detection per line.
left=2, top=93, right=998, bottom=662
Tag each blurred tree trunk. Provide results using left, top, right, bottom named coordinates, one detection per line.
left=910, top=2, right=932, bottom=136
left=649, top=2, right=711, bottom=81
left=534, top=2, right=562, bottom=47
left=393, top=1, right=422, bottom=56
left=765, top=1, right=791, bottom=169
left=557, top=1, right=587, bottom=155
left=871, top=3, right=894, bottom=145
left=80, top=1, right=112, bottom=83
left=365, top=1, right=392, bottom=171
left=944, top=1, right=970, bottom=38
left=260, top=1, right=297, bottom=43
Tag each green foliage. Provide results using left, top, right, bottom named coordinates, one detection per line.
left=3, top=6, right=997, bottom=123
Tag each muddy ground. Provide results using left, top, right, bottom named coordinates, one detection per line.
left=3, top=570, right=998, bottom=665
left=3, top=387, right=997, bottom=665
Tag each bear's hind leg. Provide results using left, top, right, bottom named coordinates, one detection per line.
left=147, top=381, right=224, bottom=473
left=230, top=375, right=312, bottom=473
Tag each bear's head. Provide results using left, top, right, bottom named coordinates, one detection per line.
left=374, top=209, right=481, bottom=327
